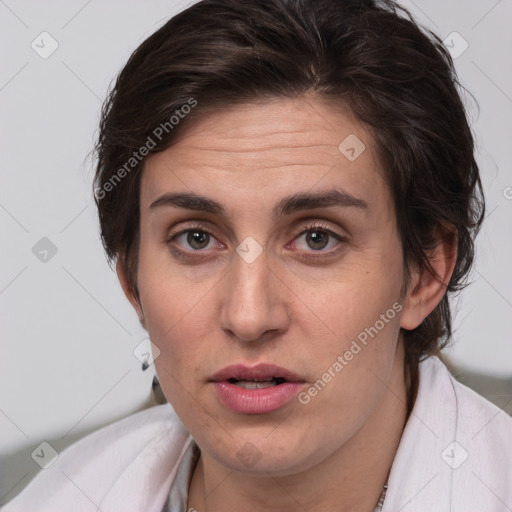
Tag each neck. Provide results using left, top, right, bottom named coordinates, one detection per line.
left=188, top=339, right=410, bottom=512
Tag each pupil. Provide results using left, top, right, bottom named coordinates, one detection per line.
left=307, top=230, right=328, bottom=250
left=188, top=230, right=208, bottom=249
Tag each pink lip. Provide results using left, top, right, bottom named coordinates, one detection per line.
left=210, top=363, right=304, bottom=383
left=210, top=363, right=306, bottom=414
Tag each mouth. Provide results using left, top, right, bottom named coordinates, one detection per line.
left=210, top=363, right=304, bottom=385
left=210, top=363, right=306, bottom=414
left=226, top=377, right=287, bottom=389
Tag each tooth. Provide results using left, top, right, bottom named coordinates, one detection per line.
left=234, top=380, right=278, bottom=389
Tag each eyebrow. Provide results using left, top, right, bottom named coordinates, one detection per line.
left=149, top=189, right=370, bottom=220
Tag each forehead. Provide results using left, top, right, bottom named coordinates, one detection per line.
left=140, top=95, right=390, bottom=220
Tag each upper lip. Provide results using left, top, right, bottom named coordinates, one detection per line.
left=210, top=363, right=304, bottom=383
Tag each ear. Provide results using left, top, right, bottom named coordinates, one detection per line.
left=116, top=257, right=146, bottom=329
left=400, top=224, right=458, bottom=331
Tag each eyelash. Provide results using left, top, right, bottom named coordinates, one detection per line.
left=166, top=221, right=346, bottom=261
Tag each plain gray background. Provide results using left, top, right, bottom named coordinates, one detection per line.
left=1, top=0, right=511, bottom=503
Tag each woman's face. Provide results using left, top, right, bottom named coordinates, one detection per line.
left=128, top=96, right=412, bottom=475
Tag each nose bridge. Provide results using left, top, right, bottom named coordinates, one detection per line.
left=220, top=240, right=286, bottom=342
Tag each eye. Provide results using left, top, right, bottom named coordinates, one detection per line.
left=167, top=225, right=219, bottom=252
left=166, top=221, right=346, bottom=260
left=293, top=222, right=345, bottom=253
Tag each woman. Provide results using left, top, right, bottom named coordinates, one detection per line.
left=2, top=0, right=511, bottom=510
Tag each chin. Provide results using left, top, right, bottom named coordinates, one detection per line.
left=205, top=427, right=328, bottom=477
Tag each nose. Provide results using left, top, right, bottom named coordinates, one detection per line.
left=219, top=243, right=290, bottom=343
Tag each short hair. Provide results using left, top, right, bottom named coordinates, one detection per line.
left=93, top=0, right=485, bottom=388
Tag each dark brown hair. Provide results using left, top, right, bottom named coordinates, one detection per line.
left=93, top=0, right=485, bottom=410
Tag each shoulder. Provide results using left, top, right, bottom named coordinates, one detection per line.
left=0, top=403, right=192, bottom=512
left=383, top=355, right=512, bottom=512
left=426, top=355, right=512, bottom=442
left=421, top=356, right=512, bottom=471
left=439, top=357, right=512, bottom=481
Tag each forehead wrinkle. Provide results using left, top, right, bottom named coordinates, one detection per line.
left=175, top=142, right=337, bottom=154
left=176, top=119, right=339, bottom=149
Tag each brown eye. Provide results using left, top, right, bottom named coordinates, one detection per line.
left=305, top=230, right=330, bottom=250
left=166, top=224, right=219, bottom=253
left=185, top=230, right=210, bottom=250
left=293, top=222, right=344, bottom=253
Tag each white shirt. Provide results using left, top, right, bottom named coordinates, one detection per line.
left=1, top=356, right=511, bottom=511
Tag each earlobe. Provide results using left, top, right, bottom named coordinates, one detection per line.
left=116, top=257, right=146, bottom=328
left=400, top=225, right=458, bottom=331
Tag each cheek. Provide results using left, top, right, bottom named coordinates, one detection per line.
left=298, top=257, right=403, bottom=415
left=308, top=252, right=403, bottom=347
left=137, top=242, right=197, bottom=338
left=136, top=258, right=216, bottom=397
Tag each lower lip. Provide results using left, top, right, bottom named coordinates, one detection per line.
left=211, top=381, right=305, bottom=414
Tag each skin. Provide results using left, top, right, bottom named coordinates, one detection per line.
left=117, top=94, right=457, bottom=511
